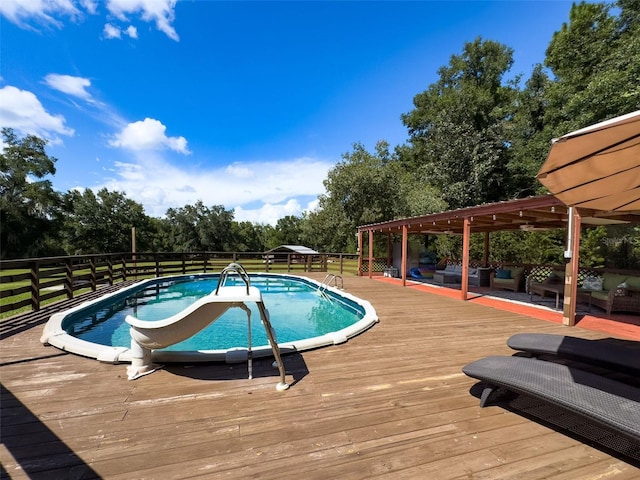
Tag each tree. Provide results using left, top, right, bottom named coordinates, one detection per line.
left=544, top=1, right=640, bottom=135
left=306, top=141, right=401, bottom=252
left=230, top=221, right=269, bottom=252
left=270, top=215, right=303, bottom=248
left=506, top=64, right=554, bottom=197
left=302, top=204, right=354, bottom=253
left=401, top=38, right=518, bottom=208
left=164, top=201, right=235, bottom=252
left=62, top=188, right=152, bottom=254
left=0, top=128, right=63, bottom=259
left=389, top=145, right=447, bottom=218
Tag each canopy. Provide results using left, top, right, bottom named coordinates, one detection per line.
left=537, top=110, right=640, bottom=213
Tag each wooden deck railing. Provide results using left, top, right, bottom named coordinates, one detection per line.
left=0, top=251, right=359, bottom=317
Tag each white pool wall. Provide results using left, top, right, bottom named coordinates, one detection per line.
left=41, top=273, right=379, bottom=364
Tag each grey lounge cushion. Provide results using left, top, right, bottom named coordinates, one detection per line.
left=507, top=333, right=640, bottom=376
left=462, top=355, right=640, bottom=442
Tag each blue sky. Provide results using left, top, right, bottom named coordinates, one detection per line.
left=1, top=1, right=574, bottom=225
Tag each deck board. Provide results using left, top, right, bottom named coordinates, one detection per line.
left=1, top=273, right=638, bottom=479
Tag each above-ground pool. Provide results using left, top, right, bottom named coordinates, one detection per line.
left=41, top=273, right=378, bottom=365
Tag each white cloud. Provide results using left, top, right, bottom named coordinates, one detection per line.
left=225, top=164, right=253, bottom=178
left=0, top=0, right=177, bottom=40
left=234, top=200, right=303, bottom=226
left=94, top=154, right=332, bottom=222
left=44, top=73, right=93, bottom=101
left=80, top=0, right=97, bottom=15
left=306, top=198, right=320, bottom=213
left=0, top=0, right=83, bottom=29
left=234, top=198, right=321, bottom=226
left=125, top=25, right=137, bottom=38
left=103, top=22, right=138, bottom=39
left=109, top=118, right=190, bottom=154
left=103, top=22, right=121, bottom=39
left=0, top=85, right=74, bottom=141
left=106, top=0, right=178, bottom=41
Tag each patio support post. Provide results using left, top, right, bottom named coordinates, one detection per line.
left=402, top=224, right=408, bottom=287
left=357, top=230, right=363, bottom=276
left=386, top=233, right=392, bottom=269
left=461, top=218, right=471, bottom=300
left=483, top=232, right=490, bottom=268
left=368, top=229, right=374, bottom=279
left=562, top=207, right=582, bottom=326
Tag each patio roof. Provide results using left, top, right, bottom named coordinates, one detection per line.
left=357, top=194, right=640, bottom=236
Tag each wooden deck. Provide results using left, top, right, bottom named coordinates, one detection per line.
left=2, top=274, right=639, bottom=479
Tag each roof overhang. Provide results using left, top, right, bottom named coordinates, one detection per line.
left=357, top=195, right=640, bottom=236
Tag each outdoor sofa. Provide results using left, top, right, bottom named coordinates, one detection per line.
left=433, top=264, right=481, bottom=285
left=528, top=269, right=640, bottom=315
left=582, top=272, right=640, bottom=315
left=489, top=266, right=525, bottom=292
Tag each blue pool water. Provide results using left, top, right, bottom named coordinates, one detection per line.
left=63, top=275, right=365, bottom=351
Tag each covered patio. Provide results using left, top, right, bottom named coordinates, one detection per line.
left=357, top=194, right=640, bottom=326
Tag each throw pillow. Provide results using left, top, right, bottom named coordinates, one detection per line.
left=615, top=282, right=629, bottom=296
left=583, top=276, right=602, bottom=291
left=495, top=269, right=511, bottom=279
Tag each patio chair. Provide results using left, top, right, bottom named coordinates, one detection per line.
left=489, top=266, right=525, bottom=292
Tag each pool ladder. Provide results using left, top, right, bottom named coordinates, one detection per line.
left=217, top=262, right=289, bottom=390
left=318, top=274, right=343, bottom=300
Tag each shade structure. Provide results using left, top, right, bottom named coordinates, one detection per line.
left=537, top=110, right=640, bottom=213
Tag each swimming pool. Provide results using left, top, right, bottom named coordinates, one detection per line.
left=41, top=273, right=378, bottom=365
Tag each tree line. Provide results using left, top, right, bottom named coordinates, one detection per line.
left=2, top=1, right=639, bottom=267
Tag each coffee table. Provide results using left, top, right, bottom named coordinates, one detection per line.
left=531, top=283, right=564, bottom=309
left=531, top=284, right=592, bottom=311
left=433, top=272, right=458, bottom=284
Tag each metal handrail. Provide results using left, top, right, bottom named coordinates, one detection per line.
left=215, top=262, right=252, bottom=295
left=320, top=273, right=344, bottom=290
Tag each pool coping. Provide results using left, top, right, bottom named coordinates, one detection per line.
left=40, top=273, right=379, bottom=364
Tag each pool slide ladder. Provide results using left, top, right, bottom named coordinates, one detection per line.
left=125, top=263, right=289, bottom=391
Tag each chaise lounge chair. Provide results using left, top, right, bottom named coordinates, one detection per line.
left=462, top=355, right=640, bottom=443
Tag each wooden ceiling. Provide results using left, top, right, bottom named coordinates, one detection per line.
left=358, top=195, right=640, bottom=236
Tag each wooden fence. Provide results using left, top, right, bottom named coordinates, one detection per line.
left=0, top=251, right=360, bottom=317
